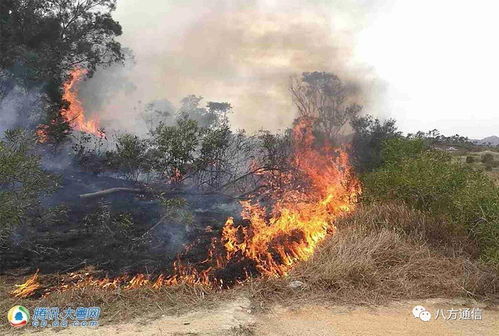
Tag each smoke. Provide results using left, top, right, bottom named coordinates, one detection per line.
left=80, top=0, right=385, bottom=134
left=0, top=72, right=45, bottom=135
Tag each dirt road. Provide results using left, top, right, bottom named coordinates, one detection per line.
left=8, top=298, right=498, bottom=336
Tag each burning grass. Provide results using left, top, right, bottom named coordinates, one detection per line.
left=0, top=275, right=229, bottom=331
left=2, top=203, right=497, bottom=330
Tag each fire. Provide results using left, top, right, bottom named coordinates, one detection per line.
left=10, top=271, right=42, bottom=298
left=61, top=69, right=102, bottom=136
left=165, top=118, right=361, bottom=284
left=37, top=68, right=103, bottom=142
left=13, top=118, right=361, bottom=296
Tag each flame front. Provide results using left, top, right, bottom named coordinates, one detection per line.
left=14, top=119, right=360, bottom=297
left=165, top=118, right=361, bottom=285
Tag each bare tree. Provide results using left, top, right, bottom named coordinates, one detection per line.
left=290, top=71, right=362, bottom=142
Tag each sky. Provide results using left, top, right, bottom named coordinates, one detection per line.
left=85, top=0, right=498, bottom=138
left=353, top=1, right=499, bottom=138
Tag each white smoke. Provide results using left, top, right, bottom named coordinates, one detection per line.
left=79, top=0, right=385, bottom=134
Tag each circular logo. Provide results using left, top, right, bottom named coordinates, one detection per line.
left=8, top=305, right=30, bottom=328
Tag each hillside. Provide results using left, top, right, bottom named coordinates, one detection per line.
left=474, top=136, right=499, bottom=146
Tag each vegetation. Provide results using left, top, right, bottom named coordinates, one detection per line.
left=254, top=203, right=497, bottom=305
left=1, top=0, right=498, bottom=323
left=362, top=137, right=499, bottom=263
left=290, top=71, right=362, bottom=144
left=0, top=129, right=57, bottom=243
left=1, top=0, right=123, bottom=144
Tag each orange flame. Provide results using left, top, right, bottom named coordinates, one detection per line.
left=165, top=118, right=361, bottom=284
left=10, top=271, right=42, bottom=298
left=36, top=69, right=103, bottom=142
left=14, top=119, right=360, bottom=296
left=62, top=68, right=102, bottom=136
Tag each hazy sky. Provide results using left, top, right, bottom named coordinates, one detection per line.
left=353, top=1, right=499, bottom=138
left=87, top=0, right=498, bottom=138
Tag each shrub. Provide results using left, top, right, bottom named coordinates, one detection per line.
left=482, top=153, right=494, bottom=164
left=466, top=156, right=475, bottom=163
left=350, top=115, right=400, bottom=173
left=0, top=130, right=57, bottom=236
left=363, top=138, right=499, bottom=263
left=110, top=133, right=152, bottom=181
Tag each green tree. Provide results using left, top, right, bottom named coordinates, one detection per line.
left=350, top=115, right=400, bottom=173
left=1, top=0, right=124, bottom=144
left=151, top=117, right=200, bottom=181
left=111, top=133, right=151, bottom=181
left=0, top=129, right=57, bottom=236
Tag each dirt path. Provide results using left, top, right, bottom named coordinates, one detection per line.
left=8, top=298, right=498, bottom=336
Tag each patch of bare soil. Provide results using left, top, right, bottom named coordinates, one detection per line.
left=6, top=298, right=498, bottom=336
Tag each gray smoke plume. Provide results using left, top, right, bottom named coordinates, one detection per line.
left=0, top=71, right=45, bottom=135
left=78, top=0, right=386, bottom=134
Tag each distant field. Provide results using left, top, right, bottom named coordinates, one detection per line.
left=452, top=150, right=499, bottom=184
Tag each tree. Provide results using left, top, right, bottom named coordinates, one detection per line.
left=350, top=115, right=400, bottom=173
left=194, top=125, right=232, bottom=189
left=0, top=0, right=124, bottom=144
left=111, top=133, right=151, bottom=181
left=0, top=129, right=57, bottom=235
left=206, top=101, right=232, bottom=127
left=0, top=0, right=123, bottom=77
left=178, top=95, right=232, bottom=129
left=290, top=71, right=362, bottom=142
left=150, top=117, right=200, bottom=182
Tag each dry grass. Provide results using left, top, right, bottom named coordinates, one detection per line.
left=487, top=170, right=499, bottom=185
left=249, top=203, right=498, bottom=307
left=0, top=277, right=237, bottom=331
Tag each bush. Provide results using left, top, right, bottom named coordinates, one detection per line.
left=110, top=133, right=152, bottom=181
left=0, top=130, right=57, bottom=236
left=466, top=156, right=475, bottom=163
left=482, top=153, right=494, bottom=164
left=350, top=115, right=400, bottom=173
left=362, top=138, right=499, bottom=263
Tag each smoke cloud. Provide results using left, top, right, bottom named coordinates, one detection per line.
left=80, top=0, right=384, bottom=134
left=0, top=75, right=45, bottom=134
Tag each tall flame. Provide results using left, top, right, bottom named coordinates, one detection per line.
left=14, top=119, right=360, bottom=297
left=36, top=68, right=102, bottom=142
left=163, top=118, right=361, bottom=285
left=61, top=69, right=102, bottom=136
